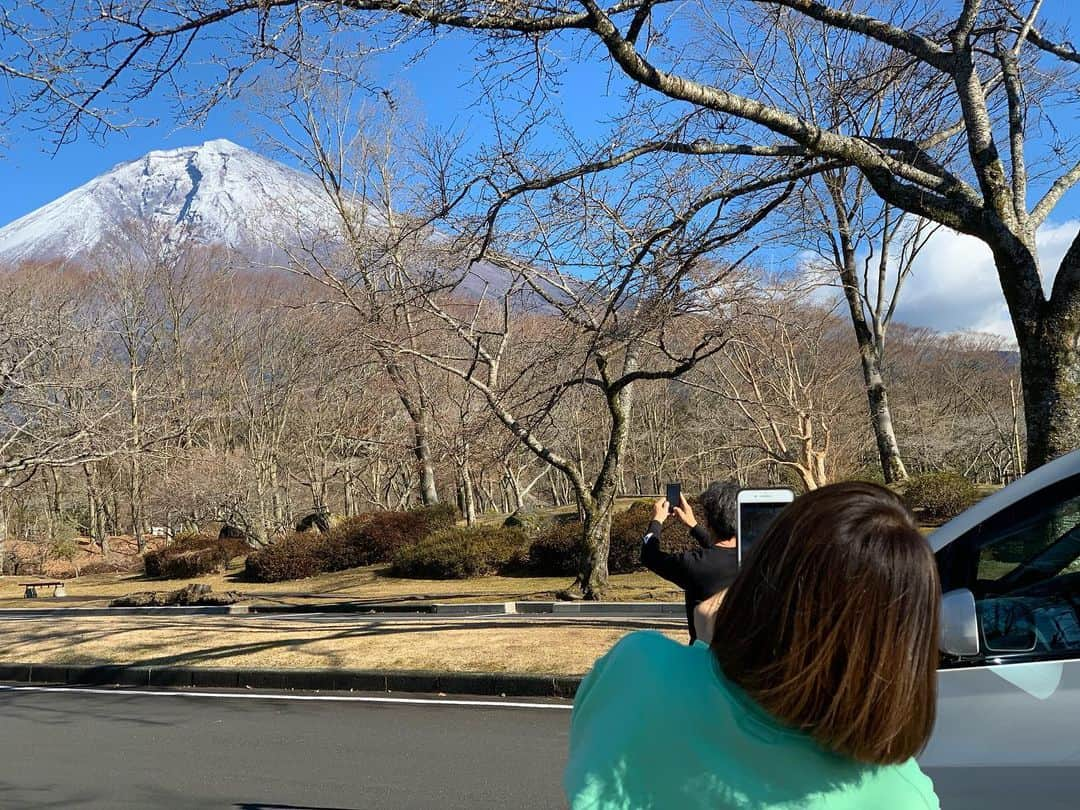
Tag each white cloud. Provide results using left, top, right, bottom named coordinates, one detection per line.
left=891, top=219, right=1079, bottom=340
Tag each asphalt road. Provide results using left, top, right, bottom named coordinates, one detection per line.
left=0, top=686, right=571, bottom=809
left=0, top=684, right=1063, bottom=809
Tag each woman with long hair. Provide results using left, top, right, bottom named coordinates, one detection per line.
left=565, top=482, right=941, bottom=809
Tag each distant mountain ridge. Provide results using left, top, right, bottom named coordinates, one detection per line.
left=0, top=139, right=521, bottom=301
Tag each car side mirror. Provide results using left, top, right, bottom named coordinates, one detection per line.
left=940, top=588, right=980, bottom=657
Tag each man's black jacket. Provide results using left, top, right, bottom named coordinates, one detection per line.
left=640, top=520, right=738, bottom=642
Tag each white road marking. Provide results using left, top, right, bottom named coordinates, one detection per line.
left=0, top=684, right=572, bottom=710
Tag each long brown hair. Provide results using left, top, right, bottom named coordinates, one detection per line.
left=710, top=481, right=940, bottom=765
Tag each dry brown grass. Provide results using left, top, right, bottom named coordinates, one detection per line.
left=0, top=563, right=682, bottom=609
left=0, top=614, right=684, bottom=675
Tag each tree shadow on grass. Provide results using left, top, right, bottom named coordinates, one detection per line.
left=0, top=614, right=676, bottom=671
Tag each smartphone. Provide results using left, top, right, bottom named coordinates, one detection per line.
left=665, top=482, right=682, bottom=509
left=736, top=488, right=795, bottom=567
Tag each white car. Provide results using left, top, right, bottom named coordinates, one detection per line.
left=924, top=449, right=1080, bottom=808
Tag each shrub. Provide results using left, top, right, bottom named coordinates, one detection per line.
left=244, top=510, right=434, bottom=582
left=902, top=472, right=979, bottom=522
left=339, top=511, right=429, bottom=567
left=608, top=502, right=655, bottom=574
left=80, top=558, right=138, bottom=576
left=526, top=521, right=586, bottom=576
left=410, top=502, right=460, bottom=533
left=502, top=511, right=553, bottom=539
left=144, top=533, right=248, bottom=579
left=243, top=532, right=327, bottom=582
left=389, top=525, right=529, bottom=579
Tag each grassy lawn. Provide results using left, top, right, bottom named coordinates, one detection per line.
left=0, top=614, right=683, bottom=675
left=0, top=562, right=683, bottom=609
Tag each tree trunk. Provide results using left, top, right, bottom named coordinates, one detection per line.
left=84, top=464, right=108, bottom=557
left=47, top=469, right=62, bottom=527
left=253, top=461, right=272, bottom=545
left=504, top=465, right=524, bottom=513
left=579, top=502, right=613, bottom=599
left=42, top=478, right=55, bottom=544
left=1010, top=379, right=1025, bottom=480
left=1018, top=321, right=1080, bottom=470
left=575, top=354, right=638, bottom=600
left=385, top=358, right=440, bottom=506
left=864, top=358, right=908, bottom=483
left=836, top=246, right=908, bottom=483
left=0, top=496, right=6, bottom=576
left=460, top=462, right=477, bottom=525
left=344, top=468, right=358, bottom=517
left=413, top=410, right=439, bottom=506
left=129, top=458, right=145, bottom=553
left=269, top=463, right=286, bottom=533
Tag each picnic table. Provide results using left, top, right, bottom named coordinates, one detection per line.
left=19, top=581, right=65, bottom=598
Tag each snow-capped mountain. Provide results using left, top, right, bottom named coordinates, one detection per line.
left=0, top=139, right=340, bottom=264
left=0, top=138, right=553, bottom=304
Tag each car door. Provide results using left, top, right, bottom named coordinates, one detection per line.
left=921, top=472, right=1080, bottom=809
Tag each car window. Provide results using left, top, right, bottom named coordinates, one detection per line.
left=965, top=486, right=1080, bottom=657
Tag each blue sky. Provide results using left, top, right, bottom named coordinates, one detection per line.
left=0, top=30, right=621, bottom=227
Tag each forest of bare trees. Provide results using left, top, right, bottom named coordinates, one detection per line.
left=0, top=231, right=1023, bottom=583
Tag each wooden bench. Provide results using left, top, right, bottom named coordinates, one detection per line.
left=19, top=581, right=65, bottom=598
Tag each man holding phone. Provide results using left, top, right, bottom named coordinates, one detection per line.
left=641, top=481, right=740, bottom=642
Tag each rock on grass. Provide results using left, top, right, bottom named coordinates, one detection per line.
left=110, top=583, right=245, bottom=607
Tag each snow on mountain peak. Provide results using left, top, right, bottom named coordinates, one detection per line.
left=0, top=139, right=530, bottom=305
left=0, top=139, right=336, bottom=266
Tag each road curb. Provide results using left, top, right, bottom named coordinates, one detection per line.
left=0, top=662, right=582, bottom=699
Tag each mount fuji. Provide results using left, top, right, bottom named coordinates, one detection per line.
left=0, top=139, right=343, bottom=265
left=0, top=139, right=554, bottom=305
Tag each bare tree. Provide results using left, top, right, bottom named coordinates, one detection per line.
left=801, top=178, right=938, bottom=483
left=0, top=269, right=120, bottom=478
left=265, top=87, right=453, bottom=507
left=692, top=278, right=864, bottom=490
left=91, top=227, right=209, bottom=551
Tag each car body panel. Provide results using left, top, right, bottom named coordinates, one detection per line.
left=924, top=450, right=1080, bottom=807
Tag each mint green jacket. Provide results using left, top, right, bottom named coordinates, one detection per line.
left=564, top=631, right=939, bottom=810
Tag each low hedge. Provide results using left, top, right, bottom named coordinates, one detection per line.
left=144, top=534, right=248, bottom=579
left=902, top=472, right=979, bottom=522
left=244, top=506, right=458, bottom=582
left=388, top=525, right=529, bottom=579
left=339, top=511, right=427, bottom=567
left=526, top=520, right=584, bottom=576
left=502, top=511, right=555, bottom=538
left=81, top=558, right=140, bottom=576
left=243, top=532, right=328, bottom=582
left=607, top=502, right=655, bottom=574
left=411, top=502, right=460, bottom=533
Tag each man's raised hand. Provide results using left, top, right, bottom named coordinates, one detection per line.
left=673, top=495, right=697, bottom=528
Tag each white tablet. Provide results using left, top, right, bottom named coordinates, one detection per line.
left=736, top=488, right=795, bottom=567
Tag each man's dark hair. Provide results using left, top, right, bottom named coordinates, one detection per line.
left=710, top=481, right=940, bottom=765
left=698, top=480, right=739, bottom=539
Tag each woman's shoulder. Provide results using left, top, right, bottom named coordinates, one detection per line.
left=604, top=630, right=705, bottom=669
left=849, top=759, right=939, bottom=810
left=592, top=631, right=720, bottom=695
